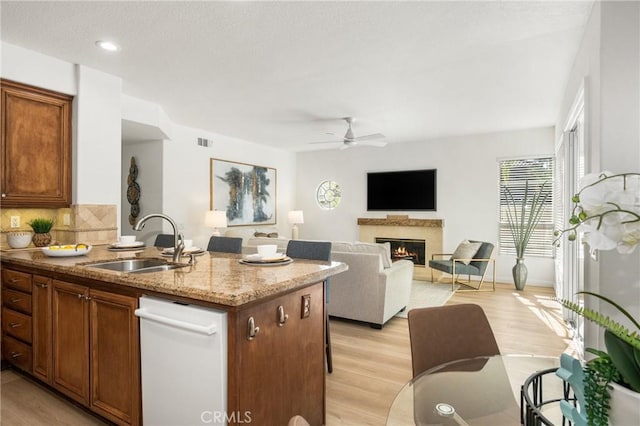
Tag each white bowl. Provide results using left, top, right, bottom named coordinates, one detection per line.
left=7, top=232, right=32, bottom=249
left=257, top=244, right=278, bottom=258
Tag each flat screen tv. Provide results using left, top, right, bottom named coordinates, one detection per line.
left=367, top=169, right=437, bottom=211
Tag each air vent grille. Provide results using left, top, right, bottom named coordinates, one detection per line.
left=197, top=137, right=211, bottom=147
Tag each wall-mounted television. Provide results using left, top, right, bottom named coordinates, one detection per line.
left=367, top=169, right=437, bottom=211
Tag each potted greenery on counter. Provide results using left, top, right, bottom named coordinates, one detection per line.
left=27, top=217, right=54, bottom=247
left=555, top=171, right=640, bottom=425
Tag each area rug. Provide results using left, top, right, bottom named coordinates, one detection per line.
left=395, top=280, right=457, bottom=318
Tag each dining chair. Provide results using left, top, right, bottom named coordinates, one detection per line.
left=207, top=236, right=243, bottom=253
left=287, top=415, right=310, bottom=426
left=285, top=240, right=334, bottom=373
left=407, top=303, right=500, bottom=377
left=153, top=233, right=174, bottom=248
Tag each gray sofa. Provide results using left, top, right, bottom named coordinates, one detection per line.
left=242, top=237, right=414, bottom=328
left=328, top=242, right=414, bottom=328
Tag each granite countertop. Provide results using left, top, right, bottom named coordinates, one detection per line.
left=0, top=245, right=348, bottom=307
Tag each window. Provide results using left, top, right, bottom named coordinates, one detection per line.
left=499, top=157, right=554, bottom=257
left=315, top=180, right=341, bottom=210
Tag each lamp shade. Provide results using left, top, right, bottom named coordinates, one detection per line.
left=288, top=210, right=304, bottom=224
left=205, top=210, right=227, bottom=228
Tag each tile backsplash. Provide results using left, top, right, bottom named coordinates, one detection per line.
left=0, top=204, right=117, bottom=250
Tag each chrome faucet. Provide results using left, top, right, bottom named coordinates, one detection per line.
left=133, top=213, right=184, bottom=262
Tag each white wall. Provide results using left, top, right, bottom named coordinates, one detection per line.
left=160, top=124, right=296, bottom=250
left=1, top=42, right=77, bottom=95
left=121, top=94, right=297, bottom=249
left=74, top=66, right=122, bottom=209
left=2, top=42, right=296, bottom=250
left=296, top=127, right=555, bottom=285
left=556, top=1, right=640, bottom=350
left=121, top=140, right=164, bottom=241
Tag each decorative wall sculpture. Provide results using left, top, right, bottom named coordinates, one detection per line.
left=127, top=157, right=140, bottom=226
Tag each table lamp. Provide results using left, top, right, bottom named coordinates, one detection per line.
left=288, top=210, right=304, bottom=239
left=205, top=210, right=227, bottom=236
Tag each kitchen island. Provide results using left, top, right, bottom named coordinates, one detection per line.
left=1, top=245, right=347, bottom=426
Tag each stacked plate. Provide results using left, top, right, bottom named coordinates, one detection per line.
left=239, top=253, right=293, bottom=266
left=161, top=246, right=206, bottom=257
left=107, top=241, right=146, bottom=251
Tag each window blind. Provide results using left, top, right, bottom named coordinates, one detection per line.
left=499, top=157, right=554, bottom=258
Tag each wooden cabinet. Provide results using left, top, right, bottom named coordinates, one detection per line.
left=52, top=280, right=90, bottom=404
left=228, top=282, right=326, bottom=426
left=0, top=79, right=73, bottom=207
left=1, top=269, right=33, bottom=373
left=32, top=275, right=53, bottom=383
left=52, top=280, right=140, bottom=426
left=89, top=289, right=140, bottom=426
left=1, top=268, right=140, bottom=426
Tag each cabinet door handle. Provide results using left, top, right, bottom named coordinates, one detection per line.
left=10, top=351, right=23, bottom=359
left=84, top=295, right=92, bottom=301
left=9, top=322, right=22, bottom=328
left=277, top=305, right=288, bottom=327
left=9, top=278, right=20, bottom=283
left=1, top=193, right=6, bottom=198
left=9, top=297, right=22, bottom=303
left=247, top=317, right=260, bottom=341
left=36, top=283, right=48, bottom=288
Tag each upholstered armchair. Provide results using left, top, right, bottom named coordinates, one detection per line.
left=428, top=240, right=496, bottom=291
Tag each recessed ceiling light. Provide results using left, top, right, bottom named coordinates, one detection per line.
left=95, top=40, right=120, bottom=52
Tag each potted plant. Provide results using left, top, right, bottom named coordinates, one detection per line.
left=27, top=217, right=54, bottom=247
left=501, top=180, right=551, bottom=290
left=555, top=171, right=640, bottom=424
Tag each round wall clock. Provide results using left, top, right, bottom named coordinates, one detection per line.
left=316, top=180, right=341, bottom=210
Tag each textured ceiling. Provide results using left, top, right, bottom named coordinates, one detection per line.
left=1, top=1, right=593, bottom=151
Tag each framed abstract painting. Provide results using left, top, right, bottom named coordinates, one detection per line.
left=210, top=158, right=277, bottom=226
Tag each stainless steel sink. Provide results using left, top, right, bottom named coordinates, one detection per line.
left=86, top=258, right=188, bottom=274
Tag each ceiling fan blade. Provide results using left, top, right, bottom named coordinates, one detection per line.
left=359, top=140, right=388, bottom=147
left=309, top=139, right=343, bottom=145
left=353, top=133, right=385, bottom=142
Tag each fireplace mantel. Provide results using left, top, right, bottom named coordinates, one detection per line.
left=358, top=215, right=443, bottom=281
left=357, top=217, right=443, bottom=228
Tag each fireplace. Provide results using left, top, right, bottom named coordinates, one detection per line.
left=376, top=237, right=426, bottom=266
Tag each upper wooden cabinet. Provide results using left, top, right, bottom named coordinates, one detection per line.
left=1, top=79, right=73, bottom=207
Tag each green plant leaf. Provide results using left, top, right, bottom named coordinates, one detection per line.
left=605, top=330, right=640, bottom=392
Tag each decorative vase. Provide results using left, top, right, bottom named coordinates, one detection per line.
left=32, top=232, right=52, bottom=247
left=608, top=382, right=640, bottom=425
left=512, top=257, right=528, bottom=290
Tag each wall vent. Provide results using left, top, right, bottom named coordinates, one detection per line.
left=197, top=137, right=211, bottom=147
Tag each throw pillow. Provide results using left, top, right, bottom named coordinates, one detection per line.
left=450, top=240, right=482, bottom=265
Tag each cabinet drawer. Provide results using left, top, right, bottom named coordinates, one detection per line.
left=2, top=334, right=32, bottom=372
left=2, top=269, right=32, bottom=293
left=2, top=307, right=32, bottom=343
left=2, top=288, right=32, bottom=314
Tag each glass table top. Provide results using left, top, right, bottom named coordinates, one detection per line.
left=386, top=354, right=561, bottom=426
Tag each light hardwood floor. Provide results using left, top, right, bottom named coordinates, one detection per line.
left=325, top=282, right=575, bottom=425
left=1, top=283, right=573, bottom=426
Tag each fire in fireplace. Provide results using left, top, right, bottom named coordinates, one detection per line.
left=375, top=238, right=426, bottom=266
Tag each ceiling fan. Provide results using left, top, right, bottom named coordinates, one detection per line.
left=310, top=117, right=387, bottom=150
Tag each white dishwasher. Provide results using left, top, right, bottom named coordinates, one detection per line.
left=135, top=296, right=227, bottom=426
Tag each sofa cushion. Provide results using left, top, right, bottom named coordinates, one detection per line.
left=450, top=240, right=482, bottom=265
